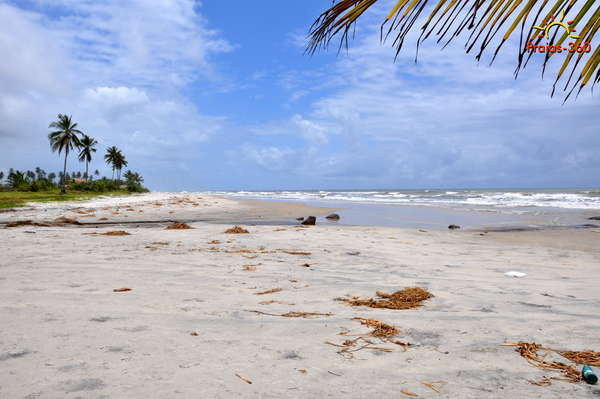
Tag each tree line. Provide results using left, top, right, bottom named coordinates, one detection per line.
left=0, top=114, right=147, bottom=193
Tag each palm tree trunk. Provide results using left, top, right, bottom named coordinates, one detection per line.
left=85, top=161, right=89, bottom=182
left=61, top=149, right=68, bottom=194
left=112, top=168, right=115, bottom=181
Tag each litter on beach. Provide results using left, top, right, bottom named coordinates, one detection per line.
left=504, top=271, right=527, bottom=278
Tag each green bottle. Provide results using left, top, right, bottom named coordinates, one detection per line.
left=582, top=365, right=598, bottom=384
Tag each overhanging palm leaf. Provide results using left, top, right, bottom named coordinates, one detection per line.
left=307, top=0, right=600, bottom=99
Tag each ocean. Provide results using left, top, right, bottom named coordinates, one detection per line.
left=209, top=189, right=600, bottom=230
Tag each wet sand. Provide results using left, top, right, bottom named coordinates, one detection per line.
left=1, top=192, right=599, bottom=398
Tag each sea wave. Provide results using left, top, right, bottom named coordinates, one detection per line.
left=208, top=189, right=600, bottom=210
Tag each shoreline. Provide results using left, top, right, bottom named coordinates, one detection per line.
left=2, top=191, right=599, bottom=232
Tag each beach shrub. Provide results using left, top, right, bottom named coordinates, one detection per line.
left=123, top=171, right=148, bottom=193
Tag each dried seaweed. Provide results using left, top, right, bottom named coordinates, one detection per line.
left=102, top=231, right=131, bottom=236
left=166, top=223, right=193, bottom=230
left=557, top=350, right=600, bottom=366
left=225, top=226, right=249, bottom=234
left=281, top=250, right=312, bottom=256
left=113, top=288, right=132, bottom=292
left=504, top=342, right=582, bottom=383
left=6, top=220, right=51, bottom=228
left=528, top=377, right=552, bottom=386
left=246, top=310, right=333, bottom=318
left=353, top=317, right=400, bottom=339
left=255, top=288, right=283, bottom=295
left=339, top=287, right=433, bottom=310
left=54, top=217, right=81, bottom=225
left=149, top=242, right=169, bottom=246
left=326, top=317, right=406, bottom=359
left=242, top=265, right=257, bottom=271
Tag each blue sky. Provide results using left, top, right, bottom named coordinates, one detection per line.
left=0, top=0, right=598, bottom=190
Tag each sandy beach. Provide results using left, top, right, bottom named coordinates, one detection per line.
left=1, top=192, right=599, bottom=398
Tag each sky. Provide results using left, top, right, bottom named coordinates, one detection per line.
left=0, top=0, right=598, bottom=191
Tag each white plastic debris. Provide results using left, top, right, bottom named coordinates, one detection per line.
left=504, top=271, right=527, bottom=278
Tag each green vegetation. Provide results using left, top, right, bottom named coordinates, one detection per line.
left=0, top=113, right=149, bottom=208
left=0, top=189, right=129, bottom=209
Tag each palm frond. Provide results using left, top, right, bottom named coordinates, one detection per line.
left=307, top=0, right=600, bottom=98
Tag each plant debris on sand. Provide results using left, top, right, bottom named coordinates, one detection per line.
left=113, top=288, right=132, bottom=292
left=246, top=310, right=333, bottom=318
left=102, top=231, right=131, bottom=236
left=54, top=217, right=81, bottom=225
left=325, top=318, right=408, bottom=359
left=225, top=226, right=249, bottom=234
left=255, top=288, right=283, bottom=295
left=6, top=220, right=51, bottom=228
left=338, top=287, right=433, bottom=310
left=6, top=217, right=83, bottom=228
left=281, top=250, right=312, bottom=256
left=165, top=222, right=193, bottom=230
left=502, top=342, right=600, bottom=383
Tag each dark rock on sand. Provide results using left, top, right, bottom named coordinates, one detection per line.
left=296, top=217, right=304, bottom=221
left=301, top=216, right=316, bottom=225
left=448, top=224, right=461, bottom=230
left=325, top=213, right=340, bottom=221
left=589, top=216, right=600, bottom=221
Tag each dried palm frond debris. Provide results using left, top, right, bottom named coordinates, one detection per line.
left=101, top=231, right=131, bottom=236
left=246, top=310, right=333, bottom=318
left=225, top=226, right=249, bottom=234
left=503, top=342, right=587, bottom=383
left=338, top=287, right=433, bottom=310
left=326, top=317, right=409, bottom=359
left=242, top=265, right=257, bottom=271
left=165, top=222, right=193, bottom=230
left=113, top=288, right=132, bottom=292
left=149, top=242, right=169, bottom=246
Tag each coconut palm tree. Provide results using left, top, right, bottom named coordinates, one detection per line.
left=48, top=114, right=84, bottom=193
left=308, top=0, right=600, bottom=99
left=0, top=171, right=4, bottom=185
left=114, top=151, right=128, bottom=182
left=104, top=146, right=120, bottom=181
left=78, top=135, right=98, bottom=181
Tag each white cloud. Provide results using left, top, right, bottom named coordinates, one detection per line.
left=238, top=9, right=599, bottom=188
left=241, top=145, right=295, bottom=171
left=0, top=1, right=231, bottom=186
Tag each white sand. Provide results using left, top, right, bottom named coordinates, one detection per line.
left=1, top=193, right=599, bottom=398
